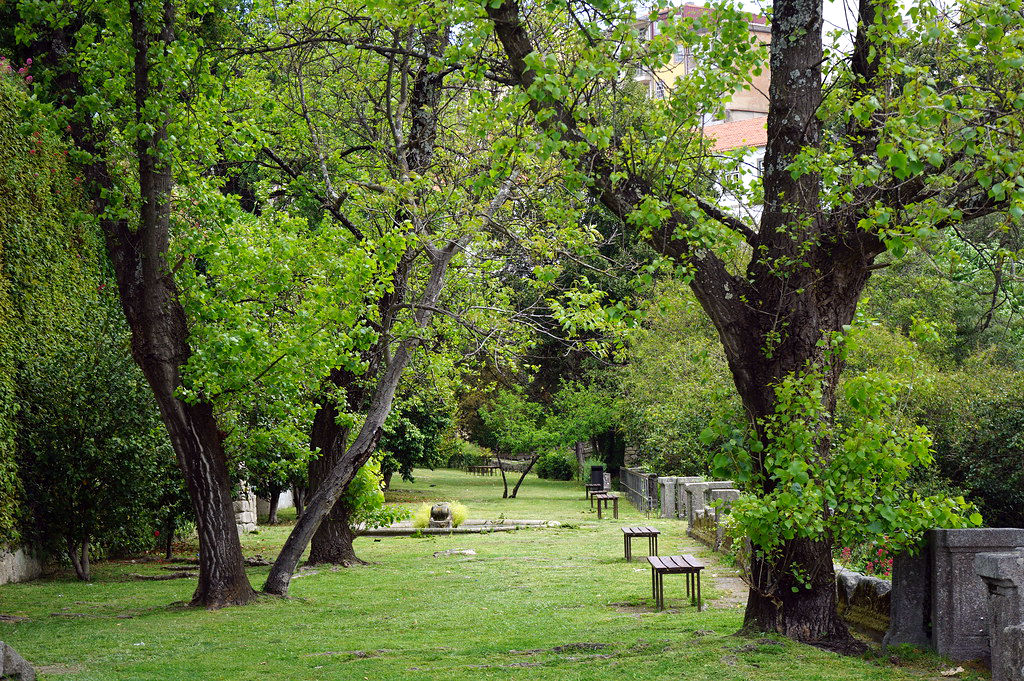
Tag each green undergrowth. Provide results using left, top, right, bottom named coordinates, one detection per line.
left=1, top=469, right=971, bottom=680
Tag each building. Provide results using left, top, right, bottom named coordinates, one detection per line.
left=635, top=3, right=771, bottom=125
left=705, top=115, right=768, bottom=218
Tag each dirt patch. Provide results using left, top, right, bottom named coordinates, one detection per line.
left=37, top=664, right=85, bottom=675
left=707, top=572, right=748, bottom=609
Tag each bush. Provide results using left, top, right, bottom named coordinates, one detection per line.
left=444, top=438, right=493, bottom=469
left=411, top=500, right=468, bottom=528
left=535, top=450, right=577, bottom=480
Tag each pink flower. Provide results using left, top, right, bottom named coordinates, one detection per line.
left=877, top=548, right=885, bottom=556
left=25, top=58, right=32, bottom=65
left=25, top=76, right=32, bottom=83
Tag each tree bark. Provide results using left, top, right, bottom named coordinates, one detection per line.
left=67, top=538, right=90, bottom=581
left=102, top=0, right=256, bottom=607
left=267, top=490, right=280, bottom=525
left=164, top=521, right=175, bottom=560
left=496, top=455, right=510, bottom=498
left=307, top=501, right=364, bottom=566
left=292, top=485, right=305, bottom=518
left=483, top=0, right=870, bottom=643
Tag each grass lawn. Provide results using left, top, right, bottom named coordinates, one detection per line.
left=0, top=469, right=984, bottom=680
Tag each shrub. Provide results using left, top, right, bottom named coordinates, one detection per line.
left=535, top=450, right=577, bottom=480
left=411, top=500, right=468, bottom=528
left=444, top=438, right=493, bottom=469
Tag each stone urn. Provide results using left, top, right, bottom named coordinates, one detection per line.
left=428, top=503, right=453, bottom=529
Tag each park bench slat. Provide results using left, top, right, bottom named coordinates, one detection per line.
left=681, top=554, right=704, bottom=569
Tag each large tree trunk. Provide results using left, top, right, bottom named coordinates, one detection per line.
left=483, top=0, right=876, bottom=644
left=308, top=501, right=363, bottom=566
left=67, top=538, right=90, bottom=581
left=267, top=490, right=281, bottom=525
left=307, top=400, right=357, bottom=564
left=98, top=0, right=256, bottom=607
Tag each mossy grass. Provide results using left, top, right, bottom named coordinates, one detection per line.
left=1, top=469, right=964, bottom=680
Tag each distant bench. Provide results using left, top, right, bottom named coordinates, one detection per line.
left=468, top=465, right=499, bottom=476
left=647, top=554, right=704, bottom=611
left=591, top=492, right=619, bottom=519
left=622, top=526, right=660, bottom=562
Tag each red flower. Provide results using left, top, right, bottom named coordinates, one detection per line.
left=877, top=548, right=885, bottom=556
left=154, top=530, right=160, bottom=537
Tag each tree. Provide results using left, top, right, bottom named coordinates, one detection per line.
left=3, top=0, right=260, bottom=605
left=478, top=0, right=1022, bottom=643
left=378, top=395, right=453, bottom=490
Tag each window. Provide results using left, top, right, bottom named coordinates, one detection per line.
left=653, top=82, right=666, bottom=99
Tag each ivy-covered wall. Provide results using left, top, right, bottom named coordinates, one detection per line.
left=0, top=71, right=103, bottom=546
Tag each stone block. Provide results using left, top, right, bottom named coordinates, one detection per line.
left=1002, top=625, right=1024, bottom=681
left=975, top=550, right=1024, bottom=681
left=884, top=549, right=932, bottom=650
left=931, top=528, right=1024, bottom=661
left=710, top=489, right=740, bottom=520
left=0, top=641, right=36, bottom=680
left=836, top=567, right=892, bottom=642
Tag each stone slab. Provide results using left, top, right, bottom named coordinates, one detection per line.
left=976, top=550, right=1024, bottom=681
left=931, top=528, right=1024, bottom=661
left=884, top=550, right=932, bottom=650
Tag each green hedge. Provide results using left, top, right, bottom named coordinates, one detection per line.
left=0, top=73, right=102, bottom=546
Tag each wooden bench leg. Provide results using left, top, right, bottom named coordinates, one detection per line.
left=657, top=571, right=664, bottom=610
left=613, top=499, right=618, bottom=519
left=596, top=500, right=602, bottom=519
left=697, top=572, right=702, bottom=611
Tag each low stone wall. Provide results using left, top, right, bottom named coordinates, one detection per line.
left=0, top=546, right=42, bottom=586
left=836, top=566, right=892, bottom=642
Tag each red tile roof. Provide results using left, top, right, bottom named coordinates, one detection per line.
left=705, top=117, right=768, bottom=151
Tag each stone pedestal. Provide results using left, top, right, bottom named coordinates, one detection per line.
left=658, top=478, right=676, bottom=519
left=975, top=549, right=1024, bottom=681
left=931, top=528, right=1024, bottom=661
left=884, top=550, right=932, bottom=650
left=682, top=480, right=734, bottom=525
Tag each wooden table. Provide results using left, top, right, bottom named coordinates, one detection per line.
left=622, top=526, right=660, bottom=562
left=591, top=492, right=619, bottom=519
left=647, top=554, right=704, bottom=610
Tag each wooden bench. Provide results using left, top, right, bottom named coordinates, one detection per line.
left=591, top=492, right=619, bottom=519
left=622, top=526, right=660, bottom=562
left=647, top=554, right=704, bottom=610
left=468, top=465, right=499, bottom=476
left=585, top=483, right=604, bottom=504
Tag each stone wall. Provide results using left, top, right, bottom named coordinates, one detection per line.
left=0, top=546, right=42, bottom=586
left=836, top=567, right=892, bottom=642
left=234, top=483, right=258, bottom=534
left=975, top=548, right=1024, bottom=681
